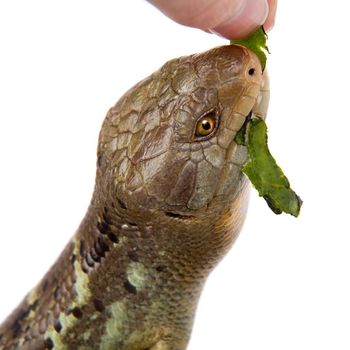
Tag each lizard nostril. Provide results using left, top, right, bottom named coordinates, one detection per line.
left=248, top=68, right=255, bottom=76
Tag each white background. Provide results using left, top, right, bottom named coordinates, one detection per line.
left=0, top=1, right=349, bottom=349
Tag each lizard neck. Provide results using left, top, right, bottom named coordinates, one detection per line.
left=0, top=183, right=249, bottom=350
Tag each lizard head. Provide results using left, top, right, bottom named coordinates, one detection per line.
left=96, top=45, right=269, bottom=219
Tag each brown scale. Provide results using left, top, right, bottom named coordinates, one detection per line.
left=0, top=45, right=269, bottom=350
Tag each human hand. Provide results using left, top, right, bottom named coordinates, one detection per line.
left=147, top=0, right=277, bottom=39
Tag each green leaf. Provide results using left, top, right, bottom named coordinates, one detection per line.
left=242, top=116, right=302, bottom=217
left=230, top=27, right=269, bottom=71
left=234, top=112, right=250, bottom=146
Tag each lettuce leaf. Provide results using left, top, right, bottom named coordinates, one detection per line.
left=230, top=27, right=269, bottom=71
left=237, top=115, right=302, bottom=217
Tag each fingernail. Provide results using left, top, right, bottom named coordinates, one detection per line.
left=210, top=0, right=269, bottom=40
left=264, top=0, right=278, bottom=32
left=208, top=28, right=225, bottom=38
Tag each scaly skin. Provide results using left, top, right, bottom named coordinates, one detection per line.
left=0, top=45, right=269, bottom=350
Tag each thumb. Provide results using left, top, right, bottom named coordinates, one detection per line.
left=148, top=0, right=269, bottom=39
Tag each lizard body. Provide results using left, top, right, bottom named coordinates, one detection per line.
left=0, top=45, right=269, bottom=350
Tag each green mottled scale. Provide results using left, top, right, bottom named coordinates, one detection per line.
left=0, top=45, right=268, bottom=350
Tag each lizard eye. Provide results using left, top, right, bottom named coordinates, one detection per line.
left=194, top=109, right=219, bottom=140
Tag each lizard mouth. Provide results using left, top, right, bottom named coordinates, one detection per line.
left=251, top=70, right=270, bottom=120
